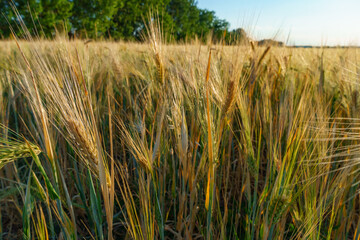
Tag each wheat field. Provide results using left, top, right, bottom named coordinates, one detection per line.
left=1, top=26, right=360, bottom=239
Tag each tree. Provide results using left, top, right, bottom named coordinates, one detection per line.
left=0, top=0, right=73, bottom=38
left=109, top=0, right=173, bottom=41
left=197, top=9, right=215, bottom=37
left=37, top=0, right=73, bottom=37
left=71, top=0, right=119, bottom=38
left=226, top=28, right=248, bottom=45
left=167, top=0, right=229, bottom=42
left=0, top=0, right=43, bottom=38
left=212, top=18, right=229, bottom=42
left=167, top=0, right=200, bottom=40
left=0, top=0, right=230, bottom=41
left=0, top=0, right=13, bottom=38
left=196, top=9, right=229, bottom=42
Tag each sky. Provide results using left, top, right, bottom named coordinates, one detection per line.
left=197, top=0, right=360, bottom=46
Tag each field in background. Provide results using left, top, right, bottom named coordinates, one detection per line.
left=1, top=36, right=360, bottom=239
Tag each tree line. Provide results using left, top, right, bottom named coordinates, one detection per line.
left=0, top=0, right=249, bottom=43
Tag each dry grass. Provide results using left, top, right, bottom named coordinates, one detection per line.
left=1, top=25, right=360, bottom=239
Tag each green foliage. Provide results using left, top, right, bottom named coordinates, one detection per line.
left=109, top=0, right=173, bottom=40
left=167, top=0, right=200, bottom=39
left=0, top=0, right=72, bottom=38
left=1, top=0, right=230, bottom=41
left=199, top=9, right=229, bottom=40
left=0, top=1, right=13, bottom=37
left=71, top=0, right=118, bottom=38
left=0, top=0, right=42, bottom=37
left=37, top=0, right=73, bottom=37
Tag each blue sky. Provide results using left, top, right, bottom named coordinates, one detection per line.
left=197, top=0, right=360, bottom=46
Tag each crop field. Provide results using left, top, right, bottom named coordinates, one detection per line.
left=2, top=27, right=360, bottom=239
